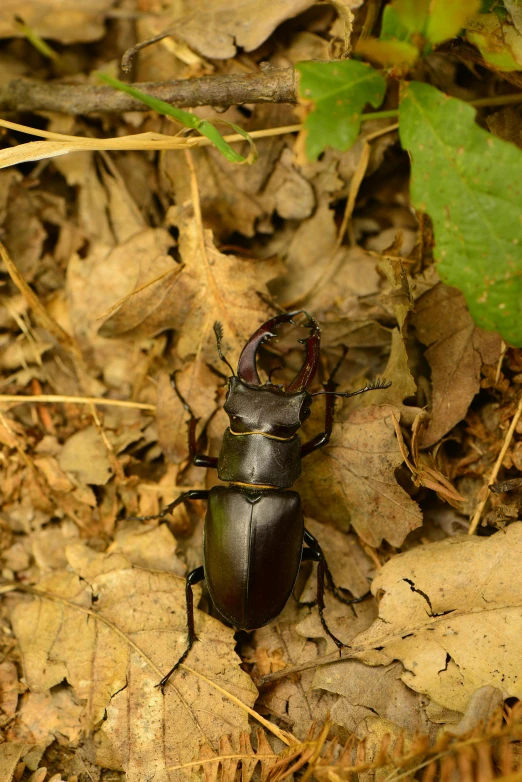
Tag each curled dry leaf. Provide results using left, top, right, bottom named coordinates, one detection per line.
left=99, top=202, right=282, bottom=366
left=391, top=410, right=466, bottom=507
left=412, top=283, right=502, bottom=448
left=353, top=522, right=522, bottom=713
left=298, top=404, right=422, bottom=547
left=10, top=543, right=258, bottom=782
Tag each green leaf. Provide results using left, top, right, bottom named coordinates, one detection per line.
left=427, top=0, right=481, bottom=44
left=355, top=37, right=419, bottom=68
left=392, top=0, right=430, bottom=35
left=399, top=81, right=522, bottom=346
left=380, top=5, right=412, bottom=42
left=382, top=0, right=480, bottom=48
left=96, top=73, right=256, bottom=164
left=296, top=60, right=386, bottom=161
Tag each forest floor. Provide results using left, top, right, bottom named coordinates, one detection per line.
left=1, top=1, right=522, bottom=781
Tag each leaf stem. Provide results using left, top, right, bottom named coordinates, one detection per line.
left=361, top=108, right=399, bottom=120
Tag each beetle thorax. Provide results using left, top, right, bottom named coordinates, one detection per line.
left=224, top=377, right=311, bottom=438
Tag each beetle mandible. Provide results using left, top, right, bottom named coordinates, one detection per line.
left=141, top=311, right=390, bottom=690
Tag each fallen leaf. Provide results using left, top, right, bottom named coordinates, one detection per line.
left=0, top=661, right=19, bottom=718
left=8, top=688, right=83, bottom=747
left=139, top=0, right=317, bottom=60
left=11, top=543, right=258, bottom=781
left=0, top=744, right=37, bottom=782
left=313, top=660, right=430, bottom=736
left=156, top=362, right=218, bottom=464
left=412, top=284, right=502, bottom=448
left=298, top=405, right=422, bottom=547
left=160, top=105, right=293, bottom=239
left=252, top=612, right=338, bottom=740
left=107, top=521, right=185, bottom=576
left=353, top=522, right=522, bottom=712
left=57, top=426, right=113, bottom=485
left=0, top=0, right=117, bottom=43
left=100, top=203, right=282, bottom=370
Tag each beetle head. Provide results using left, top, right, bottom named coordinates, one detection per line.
left=237, top=310, right=320, bottom=392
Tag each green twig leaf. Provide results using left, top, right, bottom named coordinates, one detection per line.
left=296, top=60, right=386, bottom=161
left=399, top=81, right=522, bottom=346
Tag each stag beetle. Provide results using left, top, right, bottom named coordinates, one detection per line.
left=139, top=311, right=390, bottom=689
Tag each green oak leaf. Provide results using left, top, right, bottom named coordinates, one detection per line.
left=296, top=60, right=386, bottom=161
left=399, top=81, right=522, bottom=346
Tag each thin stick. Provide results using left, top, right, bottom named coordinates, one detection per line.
left=0, top=394, right=155, bottom=411
left=167, top=753, right=277, bottom=772
left=468, top=395, right=522, bottom=534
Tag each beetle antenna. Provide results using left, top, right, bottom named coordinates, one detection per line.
left=213, top=321, right=235, bottom=376
left=312, top=378, right=391, bottom=397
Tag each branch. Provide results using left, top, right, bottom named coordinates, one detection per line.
left=0, top=68, right=297, bottom=115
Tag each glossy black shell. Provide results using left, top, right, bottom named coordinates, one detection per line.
left=217, top=429, right=301, bottom=487
left=224, top=377, right=311, bottom=437
left=204, top=486, right=304, bottom=629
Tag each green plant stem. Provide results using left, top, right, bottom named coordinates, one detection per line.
left=361, top=108, right=399, bottom=120
left=471, top=92, right=522, bottom=107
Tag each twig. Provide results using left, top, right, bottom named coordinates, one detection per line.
left=0, top=72, right=521, bottom=115
left=468, top=395, right=522, bottom=534
left=0, top=70, right=297, bottom=114
left=0, top=394, right=155, bottom=411
left=256, top=648, right=355, bottom=686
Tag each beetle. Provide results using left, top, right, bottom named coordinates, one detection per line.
left=139, top=311, right=390, bottom=690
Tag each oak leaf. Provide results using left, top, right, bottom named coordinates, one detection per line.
left=10, top=543, right=258, bottom=782
left=353, top=522, right=522, bottom=713
left=412, top=283, right=502, bottom=448
left=299, top=405, right=422, bottom=547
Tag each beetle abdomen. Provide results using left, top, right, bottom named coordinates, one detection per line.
left=217, top=429, right=302, bottom=488
left=204, top=486, right=303, bottom=630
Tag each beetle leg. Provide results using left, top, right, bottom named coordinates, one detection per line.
left=158, top=565, right=205, bottom=692
left=300, top=385, right=336, bottom=457
left=128, top=489, right=209, bottom=522
left=171, top=372, right=218, bottom=469
left=301, top=347, right=391, bottom=457
left=300, top=548, right=346, bottom=654
left=304, top=529, right=370, bottom=605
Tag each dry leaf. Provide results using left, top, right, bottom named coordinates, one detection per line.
left=412, top=284, right=502, bottom=448
left=107, top=521, right=185, bottom=576
left=253, top=614, right=338, bottom=740
left=0, top=744, right=35, bottom=782
left=161, top=105, right=292, bottom=239
left=353, top=522, right=522, bottom=712
left=0, top=0, right=116, bottom=43
left=298, top=405, right=422, bottom=547
left=156, top=362, right=218, bottom=464
left=100, top=204, right=282, bottom=366
left=0, top=661, right=20, bottom=718
left=57, top=426, right=113, bottom=485
left=139, top=0, right=316, bottom=60
left=8, top=688, right=83, bottom=747
left=11, top=543, right=258, bottom=782
left=313, top=660, right=430, bottom=737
